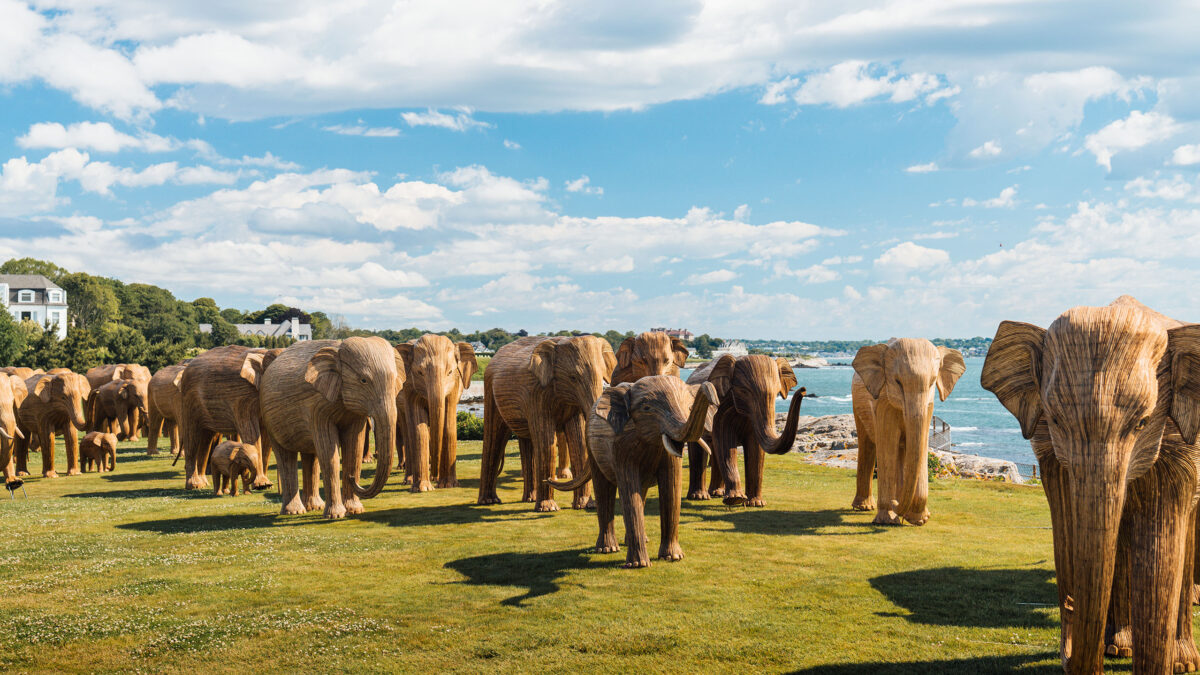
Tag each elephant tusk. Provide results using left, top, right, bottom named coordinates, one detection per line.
left=661, top=433, right=684, bottom=458
left=14, top=427, right=23, bottom=439
left=0, top=428, right=9, bottom=440
left=695, top=437, right=712, bottom=456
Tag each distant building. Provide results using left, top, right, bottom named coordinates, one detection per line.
left=198, top=317, right=312, bottom=341
left=469, top=341, right=494, bottom=355
left=650, top=327, right=694, bottom=341
left=711, top=340, right=748, bottom=358
left=0, top=274, right=68, bottom=339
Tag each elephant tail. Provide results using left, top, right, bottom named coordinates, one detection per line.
left=545, top=462, right=591, bottom=492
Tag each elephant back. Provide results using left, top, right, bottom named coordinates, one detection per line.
left=258, top=340, right=338, bottom=450
left=180, top=345, right=270, bottom=433
left=148, top=364, right=187, bottom=418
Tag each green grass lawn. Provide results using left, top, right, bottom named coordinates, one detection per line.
left=0, top=437, right=1152, bottom=673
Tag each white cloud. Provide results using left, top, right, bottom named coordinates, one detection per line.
left=503, top=139, right=521, bottom=150
left=962, top=185, right=1018, bottom=208
left=778, top=61, right=950, bottom=108
left=1169, top=143, right=1200, bottom=166
left=773, top=262, right=839, bottom=283
left=685, top=269, right=737, bottom=285
left=18, top=121, right=174, bottom=153
left=1124, top=174, right=1194, bottom=201
left=401, top=108, right=491, bottom=132
left=564, top=175, right=603, bottom=195
left=1084, top=111, right=1181, bottom=171
left=874, top=242, right=950, bottom=272
left=913, top=231, right=959, bottom=240
left=968, top=140, right=1003, bottom=159
left=905, top=162, right=938, bottom=173
left=323, top=124, right=402, bottom=138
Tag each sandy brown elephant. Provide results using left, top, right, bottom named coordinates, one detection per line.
left=86, top=364, right=151, bottom=441
left=477, top=335, right=616, bottom=512
left=395, top=335, right=478, bottom=491
left=610, top=331, right=689, bottom=385
left=209, top=440, right=266, bottom=496
left=90, top=379, right=148, bottom=441
left=684, top=355, right=805, bottom=506
left=13, top=372, right=91, bottom=477
left=79, top=432, right=118, bottom=473
left=146, top=364, right=186, bottom=457
left=551, top=376, right=718, bottom=568
left=178, top=346, right=279, bottom=490
left=0, top=367, right=38, bottom=380
left=982, top=297, right=1200, bottom=674
left=261, top=337, right=402, bottom=519
left=850, top=339, right=965, bottom=525
left=0, top=375, right=28, bottom=486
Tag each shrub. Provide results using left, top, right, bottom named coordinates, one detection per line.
left=457, top=412, right=484, bottom=440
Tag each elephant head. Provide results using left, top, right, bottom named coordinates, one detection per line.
left=304, top=336, right=406, bottom=499
left=0, top=375, right=28, bottom=483
left=113, top=380, right=149, bottom=437
left=612, top=332, right=689, bottom=384
left=981, top=300, right=1200, bottom=673
left=854, top=339, right=965, bottom=514
left=599, top=377, right=719, bottom=457
left=32, top=372, right=91, bottom=429
left=708, top=354, right=806, bottom=456
left=395, top=334, right=478, bottom=470
left=530, top=335, right=617, bottom=413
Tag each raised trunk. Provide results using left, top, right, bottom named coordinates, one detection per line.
left=1063, top=462, right=1127, bottom=674
left=349, top=405, right=395, bottom=499
left=665, top=382, right=718, bottom=447
left=894, top=402, right=933, bottom=519
left=753, top=387, right=806, bottom=455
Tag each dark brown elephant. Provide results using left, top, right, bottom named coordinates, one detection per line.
left=0, top=374, right=28, bottom=486
left=550, top=376, right=717, bottom=567
left=178, top=346, right=279, bottom=490
left=477, top=335, right=616, bottom=512
left=685, top=355, right=805, bottom=506
left=146, top=364, right=186, bottom=457
left=79, top=432, right=118, bottom=473
left=90, top=379, right=148, bottom=441
left=260, top=337, right=402, bottom=519
left=395, top=335, right=478, bottom=491
left=13, top=372, right=91, bottom=477
left=86, top=364, right=151, bottom=441
left=982, top=297, right=1200, bottom=674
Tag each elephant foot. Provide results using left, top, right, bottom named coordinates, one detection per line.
left=556, top=467, right=573, bottom=481
left=534, top=499, right=559, bottom=512
left=476, top=494, right=502, bottom=505
left=16, top=470, right=28, bottom=477
left=185, top=475, right=208, bottom=490
left=872, top=510, right=905, bottom=526
left=344, top=497, right=365, bottom=515
left=304, top=496, right=325, bottom=512
left=594, top=536, right=620, bottom=554
left=903, top=509, right=930, bottom=526
left=711, top=486, right=726, bottom=497
left=411, top=480, right=434, bottom=493
left=851, top=497, right=876, bottom=511
left=400, top=474, right=412, bottom=484
left=280, top=496, right=307, bottom=515
left=436, top=478, right=459, bottom=489
left=520, top=491, right=536, bottom=503
left=686, top=489, right=710, bottom=500
left=42, top=470, right=59, bottom=478
left=146, top=449, right=160, bottom=457
left=583, top=497, right=596, bottom=511
left=722, top=492, right=747, bottom=506
left=744, top=497, right=766, bottom=508
left=324, top=503, right=347, bottom=519
left=621, top=557, right=650, bottom=569
left=252, top=478, right=273, bottom=490
left=66, top=468, right=81, bottom=476
left=1175, top=637, right=1200, bottom=672
left=658, top=542, right=684, bottom=562
left=571, top=494, right=589, bottom=510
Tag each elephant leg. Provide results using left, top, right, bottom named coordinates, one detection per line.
left=1125, top=441, right=1195, bottom=675
left=1105, top=513, right=1133, bottom=657
left=181, top=420, right=209, bottom=490
left=517, top=437, right=535, bottom=502
left=339, top=421, right=368, bottom=515
left=618, top=469, right=649, bottom=568
left=408, top=406, right=433, bottom=493
left=41, top=423, right=58, bottom=478
left=872, top=409, right=905, bottom=525
left=592, top=459, right=619, bottom=553
left=713, top=422, right=744, bottom=505
left=657, top=454, right=684, bottom=561
left=395, top=415, right=409, bottom=483
left=234, top=416, right=271, bottom=490
left=685, top=437, right=710, bottom=500
left=314, top=424, right=346, bottom=519
left=299, top=453, right=323, bottom=512
left=532, top=423, right=559, bottom=513
left=852, top=414, right=877, bottom=511
left=63, top=423, right=80, bottom=476
left=1174, top=505, right=1200, bottom=672
left=476, top=385, right=508, bottom=505
left=742, top=434, right=767, bottom=508
left=555, top=431, right=571, bottom=481
left=563, top=415, right=591, bottom=509
left=275, top=446, right=304, bottom=514
left=212, top=462, right=222, bottom=496
left=1032, top=427, right=1076, bottom=663
left=708, top=451, right=726, bottom=497
left=439, top=398, right=458, bottom=488
left=13, top=430, right=29, bottom=476
left=146, top=411, right=162, bottom=456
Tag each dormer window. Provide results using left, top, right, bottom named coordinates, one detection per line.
left=17, top=290, right=34, bottom=303
left=48, top=290, right=62, bottom=303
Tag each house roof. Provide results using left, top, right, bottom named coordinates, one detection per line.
left=0, top=274, right=62, bottom=290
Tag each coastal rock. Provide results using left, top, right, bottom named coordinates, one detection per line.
left=785, top=413, right=858, bottom=452
left=791, top=356, right=830, bottom=369
left=931, top=450, right=1023, bottom=484
left=461, top=381, right=484, bottom=402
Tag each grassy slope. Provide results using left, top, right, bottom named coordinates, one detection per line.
left=0, top=438, right=1148, bottom=674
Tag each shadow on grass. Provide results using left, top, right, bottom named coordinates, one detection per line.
left=683, top=502, right=886, bottom=536
left=786, top=652, right=1061, bottom=674
left=359, top=502, right=551, bottom=528
left=118, top=511, right=299, bottom=533
left=444, top=549, right=605, bottom=607
left=63, top=487, right=210, bottom=500
left=869, top=565, right=1057, bottom=628
left=101, top=470, right=180, bottom=482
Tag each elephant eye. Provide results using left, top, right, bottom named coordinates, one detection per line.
left=1135, top=417, right=1150, bottom=431
left=360, top=376, right=369, bottom=384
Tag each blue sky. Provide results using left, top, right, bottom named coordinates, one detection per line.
left=1, top=1, right=1198, bottom=339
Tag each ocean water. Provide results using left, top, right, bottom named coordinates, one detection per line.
left=683, top=357, right=1034, bottom=468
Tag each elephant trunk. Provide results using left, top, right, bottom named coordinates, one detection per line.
left=674, top=382, right=718, bottom=444
left=427, top=394, right=447, bottom=480
left=350, top=402, right=395, bottom=499
left=753, top=387, right=806, bottom=456
left=894, top=399, right=934, bottom=519
left=1062, top=455, right=1127, bottom=674
left=70, top=396, right=88, bottom=430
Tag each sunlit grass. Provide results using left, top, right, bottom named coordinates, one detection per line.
left=0, top=436, right=1149, bottom=673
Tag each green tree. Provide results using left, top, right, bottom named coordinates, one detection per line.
left=220, top=308, right=245, bottom=324
left=0, top=257, right=68, bottom=283
left=58, top=272, right=121, bottom=330
left=308, top=311, right=332, bottom=340
left=104, top=324, right=149, bottom=364
left=0, top=311, right=26, bottom=365
left=688, top=333, right=720, bottom=359
left=119, top=284, right=195, bottom=344
left=17, top=324, right=64, bottom=370
left=143, top=341, right=189, bottom=371
left=60, top=329, right=108, bottom=372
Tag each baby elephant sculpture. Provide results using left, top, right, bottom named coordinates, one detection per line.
left=209, top=441, right=267, bottom=496
left=550, top=376, right=718, bottom=568
left=79, top=432, right=118, bottom=473
left=851, top=339, right=965, bottom=525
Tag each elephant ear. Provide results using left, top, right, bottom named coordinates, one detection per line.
left=172, top=368, right=185, bottom=389
left=1168, top=324, right=1200, bottom=444
left=615, top=337, right=636, bottom=371
left=456, top=342, right=479, bottom=389
left=775, top=357, right=798, bottom=399
left=392, top=346, right=408, bottom=389
left=852, top=344, right=889, bottom=398
left=707, top=355, right=736, bottom=398
left=529, top=340, right=556, bottom=388
left=240, top=351, right=270, bottom=388
left=119, top=383, right=129, bottom=400
left=980, top=320, right=1046, bottom=439
left=599, top=340, right=617, bottom=383
left=594, top=384, right=633, bottom=435
left=304, top=346, right=342, bottom=403
left=9, top=375, right=27, bottom=407
left=936, top=347, right=967, bottom=402
left=670, top=337, right=689, bottom=369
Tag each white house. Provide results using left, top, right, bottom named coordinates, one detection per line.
left=0, top=274, right=68, bottom=339
left=711, top=340, right=749, bottom=358
left=198, top=317, right=312, bottom=341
